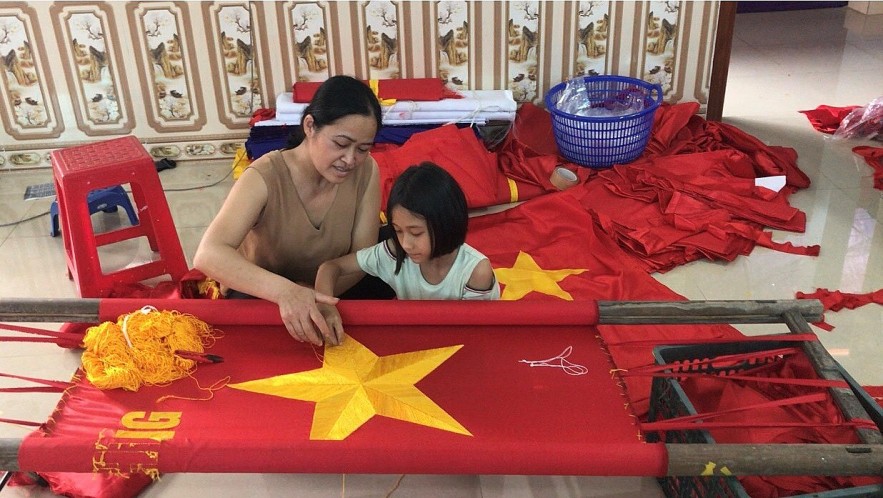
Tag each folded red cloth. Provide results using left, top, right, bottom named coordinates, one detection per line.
left=852, top=146, right=883, bottom=191
left=796, top=287, right=883, bottom=331
left=292, top=78, right=461, bottom=103
left=249, top=108, right=276, bottom=126
left=798, top=105, right=860, bottom=134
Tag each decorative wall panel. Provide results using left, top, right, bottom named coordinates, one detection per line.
left=279, top=1, right=332, bottom=83
left=434, top=1, right=472, bottom=90
left=128, top=2, right=206, bottom=131
left=0, top=2, right=64, bottom=140
left=0, top=1, right=723, bottom=170
left=202, top=1, right=272, bottom=128
left=51, top=2, right=134, bottom=136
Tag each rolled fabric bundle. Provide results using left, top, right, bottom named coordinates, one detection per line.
left=292, top=78, right=461, bottom=103
left=278, top=90, right=515, bottom=115
left=272, top=110, right=513, bottom=126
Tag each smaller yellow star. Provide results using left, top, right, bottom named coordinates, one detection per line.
left=229, top=336, right=471, bottom=440
left=494, top=251, right=587, bottom=300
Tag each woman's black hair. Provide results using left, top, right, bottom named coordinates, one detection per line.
left=386, top=162, right=468, bottom=274
left=285, top=75, right=382, bottom=148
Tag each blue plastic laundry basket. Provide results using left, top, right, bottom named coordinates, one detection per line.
left=545, top=75, right=663, bottom=168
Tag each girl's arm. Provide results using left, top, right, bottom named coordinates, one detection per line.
left=193, top=165, right=337, bottom=346
left=466, top=259, right=497, bottom=291
left=335, top=160, right=381, bottom=295
left=315, top=252, right=366, bottom=297
left=315, top=252, right=366, bottom=343
left=464, top=259, right=500, bottom=300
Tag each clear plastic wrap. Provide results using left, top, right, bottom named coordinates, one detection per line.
left=832, top=96, right=883, bottom=140
left=555, top=78, right=645, bottom=118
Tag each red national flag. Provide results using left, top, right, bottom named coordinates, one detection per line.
left=18, top=300, right=664, bottom=478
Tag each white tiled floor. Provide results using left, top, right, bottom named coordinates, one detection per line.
left=1, top=6, right=882, bottom=497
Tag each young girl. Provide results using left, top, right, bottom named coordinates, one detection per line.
left=316, top=162, right=499, bottom=339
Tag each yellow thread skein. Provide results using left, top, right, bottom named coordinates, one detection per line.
left=81, top=307, right=218, bottom=391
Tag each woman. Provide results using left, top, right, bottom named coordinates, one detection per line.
left=194, top=75, right=382, bottom=347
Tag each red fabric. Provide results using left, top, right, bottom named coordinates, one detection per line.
left=371, top=125, right=512, bottom=209
left=370, top=103, right=815, bottom=274
left=97, top=299, right=599, bottom=327
left=18, top=300, right=664, bottom=476
left=292, top=78, right=461, bottom=103
left=795, top=287, right=883, bottom=331
left=796, top=288, right=883, bottom=312
left=567, top=149, right=816, bottom=273
left=799, top=105, right=860, bottom=134
left=852, top=146, right=883, bottom=190
left=645, top=104, right=810, bottom=189
left=7, top=471, right=153, bottom=498
left=248, top=108, right=275, bottom=126
left=866, top=385, right=883, bottom=410
left=495, top=103, right=596, bottom=195
left=678, top=352, right=882, bottom=496
left=466, top=193, right=743, bottom=415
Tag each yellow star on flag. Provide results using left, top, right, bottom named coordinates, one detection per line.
left=229, top=336, right=471, bottom=440
left=494, top=251, right=587, bottom=301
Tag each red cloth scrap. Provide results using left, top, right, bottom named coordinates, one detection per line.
left=249, top=108, right=275, bottom=126
left=852, top=146, right=883, bottom=191
left=799, top=105, right=861, bottom=134
left=797, top=288, right=883, bottom=312
left=292, top=78, right=461, bottom=103
left=795, top=287, right=883, bottom=331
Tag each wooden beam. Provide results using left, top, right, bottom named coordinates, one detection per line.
left=3, top=438, right=881, bottom=476
left=782, top=310, right=883, bottom=445
left=0, top=440, right=19, bottom=472
left=596, top=299, right=823, bottom=324
left=705, top=1, right=737, bottom=121
left=0, top=298, right=824, bottom=325
left=666, top=443, right=883, bottom=476
left=0, top=298, right=100, bottom=323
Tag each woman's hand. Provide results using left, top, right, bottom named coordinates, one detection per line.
left=318, top=303, right=345, bottom=346
left=276, top=284, right=339, bottom=346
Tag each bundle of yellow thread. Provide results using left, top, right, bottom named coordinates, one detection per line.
left=81, top=306, right=218, bottom=391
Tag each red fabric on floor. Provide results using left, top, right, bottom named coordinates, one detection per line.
left=799, top=105, right=861, bottom=134
left=567, top=149, right=816, bottom=273
left=796, top=288, right=883, bottom=312
left=466, top=193, right=743, bottom=414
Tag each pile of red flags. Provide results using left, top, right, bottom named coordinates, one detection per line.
left=373, top=102, right=819, bottom=273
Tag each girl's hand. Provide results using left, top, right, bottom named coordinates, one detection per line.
left=318, top=303, right=345, bottom=346
left=277, top=284, right=339, bottom=346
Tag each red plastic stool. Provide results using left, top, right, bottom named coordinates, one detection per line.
left=51, top=136, right=188, bottom=297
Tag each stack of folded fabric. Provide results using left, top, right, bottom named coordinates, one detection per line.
left=245, top=79, right=517, bottom=161
left=258, top=89, right=517, bottom=127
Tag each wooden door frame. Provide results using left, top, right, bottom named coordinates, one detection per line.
left=706, top=1, right=737, bottom=121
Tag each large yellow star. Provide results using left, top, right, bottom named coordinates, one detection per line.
left=494, top=251, right=587, bottom=301
left=229, top=336, right=471, bottom=440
